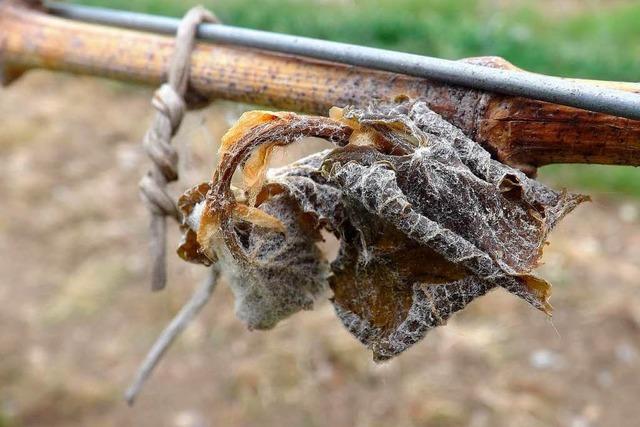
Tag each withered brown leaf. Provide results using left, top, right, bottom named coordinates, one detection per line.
left=178, top=111, right=351, bottom=329
left=177, top=99, right=587, bottom=359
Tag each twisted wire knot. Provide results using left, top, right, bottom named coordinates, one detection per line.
left=139, top=6, right=218, bottom=291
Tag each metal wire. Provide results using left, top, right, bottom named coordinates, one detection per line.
left=46, top=1, right=640, bottom=120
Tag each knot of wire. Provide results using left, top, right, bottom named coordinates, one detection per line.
left=138, top=6, right=218, bottom=291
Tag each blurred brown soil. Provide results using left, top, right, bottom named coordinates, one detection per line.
left=1, top=72, right=639, bottom=427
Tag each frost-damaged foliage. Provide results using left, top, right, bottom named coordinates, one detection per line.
left=178, top=100, right=587, bottom=360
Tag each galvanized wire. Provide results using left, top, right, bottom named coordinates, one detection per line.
left=45, top=1, right=640, bottom=121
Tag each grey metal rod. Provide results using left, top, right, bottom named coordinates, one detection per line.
left=45, top=1, right=640, bottom=120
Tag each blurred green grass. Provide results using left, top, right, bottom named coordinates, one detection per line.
left=75, top=0, right=640, bottom=197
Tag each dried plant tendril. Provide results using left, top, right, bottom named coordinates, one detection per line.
left=178, top=99, right=587, bottom=360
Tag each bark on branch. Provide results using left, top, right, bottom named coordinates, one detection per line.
left=1, top=1, right=639, bottom=168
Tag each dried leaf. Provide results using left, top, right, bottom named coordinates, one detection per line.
left=231, top=204, right=286, bottom=233
left=243, top=144, right=275, bottom=204
left=177, top=182, right=214, bottom=265
left=178, top=111, right=352, bottom=329
left=177, top=99, right=586, bottom=358
left=214, top=194, right=329, bottom=330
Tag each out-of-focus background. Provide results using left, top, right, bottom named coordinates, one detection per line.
left=1, top=0, right=640, bottom=426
